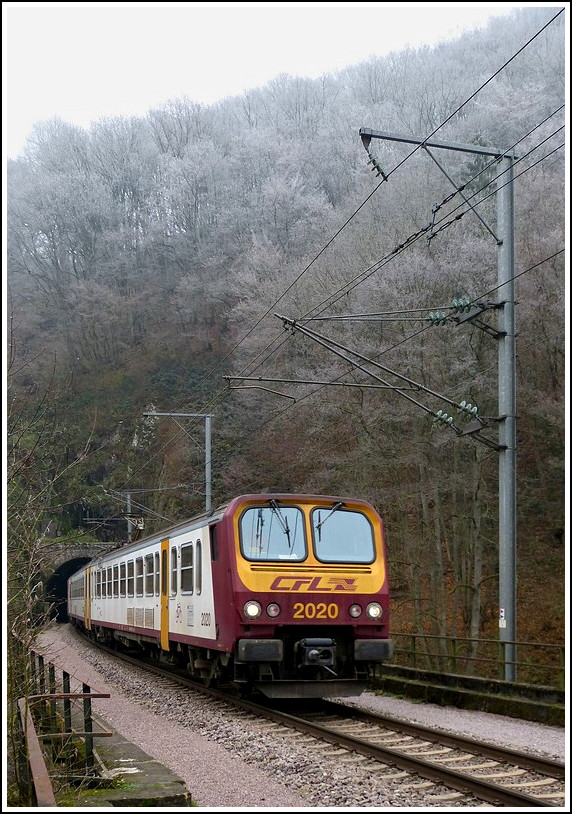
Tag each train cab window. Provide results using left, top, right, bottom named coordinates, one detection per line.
left=145, top=554, right=154, bottom=596
left=195, top=540, right=202, bottom=595
left=181, top=543, right=194, bottom=593
left=96, top=570, right=101, bottom=598
left=311, top=507, right=375, bottom=564
left=120, top=562, right=126, bottom=597
left=154, top=551, right=160, bottom=596
left=170, top=547, right=177, bottom=595
left=239, top=505, right=306, bottom=561
left=113, top=564, right=119, bottom=597
left=127, top=560, right=134, bottom=597
left=107, top=567, right=113, bottom=597
left=136, top=557, right=144, bottom=596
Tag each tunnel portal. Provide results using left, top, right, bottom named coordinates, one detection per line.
left=45, top=556, right=92, bottom=622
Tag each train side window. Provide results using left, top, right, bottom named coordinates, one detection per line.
left=113, top=564, right=119, bottom=597
left=120, top=562, right=126, bottom=597
left=96, top=570, right=101, bottom=598
left=180, top=543, right=194, bottom=593
left=107, top=567, right=112, bottom=598
left=209, top=524, right=218, bottom=561
left=127, top=560, right=134, bottom=597
left=102, top=569, right=107, bottom=597
left=195, top=540, right=202, bottom=595
left=154, top=551, right=160, bottom=596
left=136, top=557, right=144, bottom=596
left=145, top=554, right=154, bottom=596
left=170, top=547, right=177, bottom=595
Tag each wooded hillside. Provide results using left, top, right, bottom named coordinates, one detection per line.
left=7, top=7, right=565, bottom=648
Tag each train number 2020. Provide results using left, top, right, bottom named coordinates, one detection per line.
left=293, top=602, right=339, bottom=619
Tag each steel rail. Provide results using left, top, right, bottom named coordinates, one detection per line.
left=318, top=698, right=565, bottom=778
left=234, top=698, right=561, bottom=807
left=84, top=638, right=563, bottom=807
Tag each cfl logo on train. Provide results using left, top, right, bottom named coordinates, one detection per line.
left=269, top=576, right=358, bottom=591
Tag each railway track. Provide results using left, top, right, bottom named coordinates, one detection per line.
left=270, top=698, right=565, bottom=807
left=88, top=641, right=565, bottom=807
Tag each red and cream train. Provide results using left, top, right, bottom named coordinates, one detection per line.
left=68, top=493, right=393, bottom=698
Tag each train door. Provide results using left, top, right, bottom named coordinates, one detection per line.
left=84, top=567, right=92, bottom=631
left=160, top=538, right=170, bottom=651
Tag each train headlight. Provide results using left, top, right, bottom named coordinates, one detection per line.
left=349, top=604, right=362, bottom=618
left=366, top=602, right=383, bottom=620
left=243, top=601, right=262, bottom=619
left=266, top=603, right=281, bottom=618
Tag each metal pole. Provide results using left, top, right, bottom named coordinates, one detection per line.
left=82, top=683, right=94, bottom=774
left=143, top=412, right=214, bottom=513
left=126, top=491, right=133, bottom=542
left=497, top=153, right=517, bottom=681
left=48, top=664, right=57, bottom=760
left=358, top=129, right=518, bottom=681
left=63, top=672, right=72, bottom=734
left=205, top=415, right=212, bottom=513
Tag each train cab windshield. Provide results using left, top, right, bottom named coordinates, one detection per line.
left=239, top=500, right=376, bottom=564
left=240, top=504, right=306, bottom=561
left=311, top=506, right=375, bottom=564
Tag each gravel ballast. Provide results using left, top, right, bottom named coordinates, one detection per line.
left=36, top=623, right=565, bottom=808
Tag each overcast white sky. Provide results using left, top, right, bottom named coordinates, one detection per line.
left=1, top=2, right=550, bottom=160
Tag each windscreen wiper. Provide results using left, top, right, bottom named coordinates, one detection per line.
left=315, top=501, right=344, bottom=541
left=255, top=508, right=265, bottom=552
left=269, top=499, right=292, bottom=549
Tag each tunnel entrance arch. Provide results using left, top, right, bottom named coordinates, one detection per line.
left=45, top=557, right=92, bottom=622
left=40, top=543, right=114, bottom=623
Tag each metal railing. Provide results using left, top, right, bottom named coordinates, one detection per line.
left=16, top=649, right=112, bottom=806
left=389, top=632, right=565, bottom=688
left=17, top=697, right=56, bottom=807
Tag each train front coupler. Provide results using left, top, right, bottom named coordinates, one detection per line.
left=295, top=637, right=337, bottom=675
